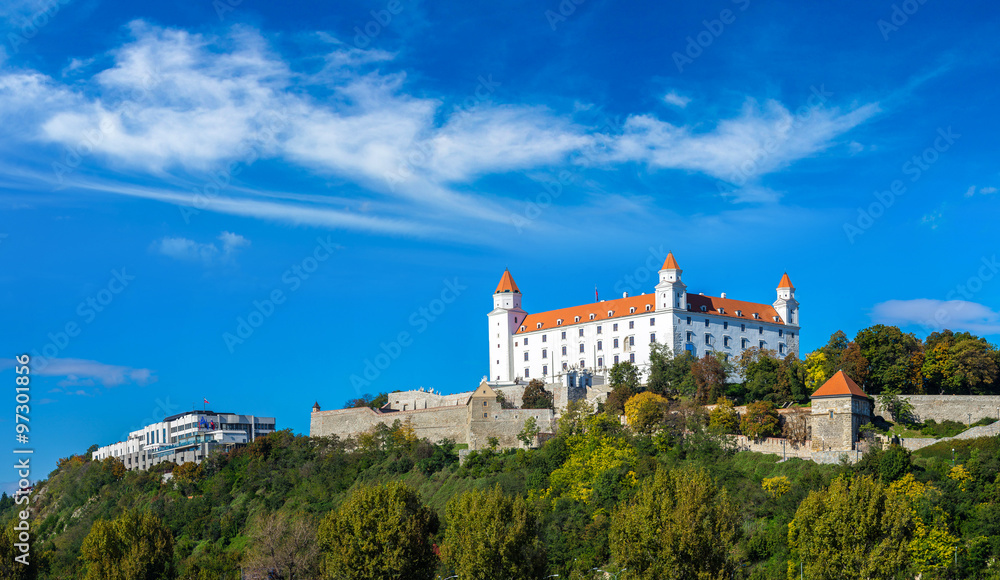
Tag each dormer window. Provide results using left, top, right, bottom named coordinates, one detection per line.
left=630, top=307, right=636, bottom=314
left=589, top=314, right=595, bottom=320
left=607, top=310, right=613, bottom=316
left=753, top=313, right=760, bottom=319
left=557, top=319, right=563, bottom=325
left=772, top=316, right=779, bottom=322
left=520, top=326, right=525, bottom=332
left=700, top=305, right=707, bottom=312
left=537, top=322, right=543, bottom=329
left=645, top=305, right=651, bottom=311
left=718, top=307, right=725, bottom=314
left=574, top=316, right=581, bottom=322
left=735, top=310, right=742, bottom=316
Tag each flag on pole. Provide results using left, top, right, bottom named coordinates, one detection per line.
left=204, top=398, right=209, bottom=404
left=595, top=285, right=598, bottom=302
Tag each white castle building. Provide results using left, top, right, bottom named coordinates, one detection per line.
left=93, top=410, right=276, bottom=471
left=488, top=253, right=799, bottom=383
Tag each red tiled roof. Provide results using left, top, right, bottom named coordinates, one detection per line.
left=811, top=370, right=869, bottom=399
left=515, top=292, right=784, bottom=334
left=662, top=252, right=680, bottom=270
left=686, top=294, right=785, bottom=325
left=778, top=272, right=794, bottom=289
left=495, top=270, right=520, bottom=294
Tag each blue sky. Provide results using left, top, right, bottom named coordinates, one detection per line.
left=1, top=0, right=998, bottom=485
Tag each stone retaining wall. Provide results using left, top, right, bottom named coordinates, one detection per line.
left=875, top=395, right=1000, bottom=424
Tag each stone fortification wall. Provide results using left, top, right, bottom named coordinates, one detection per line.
left=874, top=395, right=1000, bottom=424
left=733, top=435, right=812, bottom=460
left=384, top=390, right=469, bottom=411
left=310, top=406, right=469, bottom=444
left=467, top=408, right=555, bottom=450
left=898, top=420, right=1000, bottom=452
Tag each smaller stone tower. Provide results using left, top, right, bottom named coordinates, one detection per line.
left=810, top=371, right=873, bottom=451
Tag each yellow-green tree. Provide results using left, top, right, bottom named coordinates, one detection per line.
left=317, top=481, right=437, bottom=580
left=762, top=476, right=791, bottom=499
left=0, top=517, right=38, bottom=580
left=623, top=392, right=670, bottom=435
left=547, top=414, right=637, bottom=504
left=708, top=397, right=740, bottom=434
left=80, top=510, right=174, bottom=580
left=171, top=461, right=202, bottom=487
left=804, top=351, right=829, bottom=390
left=441, top=487, right=547, bottom=580
left=610, top=466, right=741, bottom=579
left=788, top=473, right=957, bottom=579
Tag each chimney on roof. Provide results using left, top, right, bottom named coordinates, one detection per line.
left=622, top=291, right=628, bottom=298
left=721, top=292, right=727, bottom=299
left=699, top=292, right=704, bottom=296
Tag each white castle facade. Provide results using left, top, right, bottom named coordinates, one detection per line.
left=488, top=253, right=800, bottom=383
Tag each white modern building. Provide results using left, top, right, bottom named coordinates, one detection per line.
left=488, top=253, right=800, bottom=383
left=93, top=410, right=276, bottom=471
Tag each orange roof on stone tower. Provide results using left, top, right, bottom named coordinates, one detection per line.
left=778, top=272, right=794, bottom=289
left=811, top=370, right=869, bottom=399
left=662, top=252, right=681, bottom=270
left=495, top=269, right=520, bottom=294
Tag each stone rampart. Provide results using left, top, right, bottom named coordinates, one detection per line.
left=310, top=405, right=468, bottom=444
left=875, top=395, right=1000, bottom=424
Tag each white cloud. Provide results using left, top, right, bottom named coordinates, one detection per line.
left=965, top=185, right=997, bottom=197
left=662, top=91, right=691, bottom=108
left=7, top=358, right=158, bottom=392
left=153, top=231, right=250, bottom=265
left=871, top=299, right=1000, bottom=336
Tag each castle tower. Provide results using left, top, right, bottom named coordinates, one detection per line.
left=654, top=252, right=687, bottom=312
left=773, top=273, right=799, bottom=326
left=488, top=269, right=527, bottom=382
left=810, top=371, right=872, bottom=451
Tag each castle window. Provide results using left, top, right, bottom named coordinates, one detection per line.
left=741, top=324, right=746, bottom=332
left=597, top=357, right=603, bottom=367
left=484, top=401, right=487, bottom=407
left=589, top=314, right=595, bottom=320
left=779, top=343, right=785, bottom=354
left=543, top=365, right=548, bottom=375
left=614, top=355, right=619, bottom=364
left=520, top=326, right=525, bottom=332
left=597, top=340, right=603, bottom=351
left=542, top=334, right=547, bottom=342
left=759, top=340, right=765, bottom=349
left=687, top=316, right=691, bottom=324
left=629, top=336, right=635, bottom=346
left=724, top=336, right=731, bottom=347
left=562, top=346, right=567, bottom=355
left=629, top=353, right=635, bottom=363
left=753, top=313, right=760, bottom=319
left=579, top=344, right=585, bottom=353
left=629, top=321, right=635, bottom=329
left=579, top=328, right=584, bottom=337
left=607, top=310, right=613, bottom=317
left=485, top=413, right=488, bottom=418
left=525, top=337, right=529, bottom=345
left=719, top=307, right=725, bottom=314
left=705, top=318, right=709, bottom=327
left=580, top=359, right=585, bottom=367
left=557, top=319, right=563, bottom=325
left=735, top=310, right=742, bottom=317
left=614, top=338, right=619, bottom=348
left=829, top=410, right=834, bottom=419
left=525, top=369, right=530, bottom=378
left=575, top=316, right=580, bottom=322
left=778, top=329, right=783, bottom=337
left=613, top=323, right=618, bottom=331
left=645, top=305, right=651, bottom=311
left=687, top=332, right=693, bottom=341
left=629, top=307, right=636, bottom=314
left=563, top=362, right=568, bottom=370
left=536, top=323, right=542, bottom=329
left=742, top=338, right=749, bottom=348
left=759, top=326, right=763, bottom=334
left=650, top=317, right=655, bottom=326
left=597, top=325, right=602, bottom=334
left=542, top=349, right=547, bottom=359
left=561, top=331, right=566, bottom=340
left=650, top=333, right=656, bottom=343
left=723, top=321, right=728, bottom=330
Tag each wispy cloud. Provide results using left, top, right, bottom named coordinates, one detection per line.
left=871, top=299, right=1000, bottom=336
left=1, top=358, right=157, bottom=394
left=152, top=231, right=250, bottom=265
left=965, top=185, right=997, bottom=197
left=662, top=91, right=691, bottom=108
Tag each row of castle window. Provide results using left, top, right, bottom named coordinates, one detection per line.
left=526, top=352, right=637, bottom=377
left=526, top=335, right=642, bottom=361
left=682, top=317, right=793, bottom=339
left=523, top=319, right=653, bottom=346
left=521, top=319, right=792, bottom=348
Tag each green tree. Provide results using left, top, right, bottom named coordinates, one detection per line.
left=877, top=389, right=917, bottom=425
left=647, top=343, right=696, bottom=397
left=737, top=347, right=782, bottom=402
left=521, top=379, right=554, bottom=409
left=344, top=392, right=389, bottom=409
left=317, top=481, right=437, bottom=580
left=740, top=400, right=781, bottom=440
left=609, top=361, right=641, bottom=392
left=604, top=384, right=635, bottom=416
left=441, top=487, right=547, bottom=580
left=557, top=399, right=593, bottom=436
left=854, top=325, right=923, bottom=394
left=80, top=510, right=174, bottom=580
left=0, top=518, right=37, bottom=580
left=708, top=397, right=740, bottom=435
left=517, top=416, right=540, bottom=446
left=610, top=466, right=741, bottom=580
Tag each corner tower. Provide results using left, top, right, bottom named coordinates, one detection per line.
left=773, top=273, right=799, bottom=326
left=655, top=252, right=687, bottom=311
left=488, top=270, right=527, bottom=382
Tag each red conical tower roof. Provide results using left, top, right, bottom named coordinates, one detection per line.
left=778, top=272, right=794, bottom=289
left=811, top=370, right=868, bottom=399
left=495, top=269, right=520, bottom=294
left=661, top=252, right=680, bottom=270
